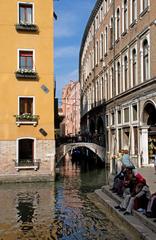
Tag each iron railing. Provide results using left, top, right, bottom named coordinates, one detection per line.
left=13, top=159, right=41, bottom=170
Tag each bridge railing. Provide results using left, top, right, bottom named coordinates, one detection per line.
left=56, top=133, right=105, bottom=147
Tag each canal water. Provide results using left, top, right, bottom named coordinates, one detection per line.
left=0, top=157, right=129, bottom=240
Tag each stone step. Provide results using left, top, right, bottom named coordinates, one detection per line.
left=102, top=185, right=156, bottom=235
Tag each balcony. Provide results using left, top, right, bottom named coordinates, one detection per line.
left=15, top=23, right=39, bottom=32
left=13, top=159, right=41, bottom=171
left=14, top=113, right=39, bottom=126
left=16, top=69, right=38, bottom=80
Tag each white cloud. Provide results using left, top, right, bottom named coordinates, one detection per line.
left=54, top=11, right=77, bottom=38
left=54, top=46, right=79, bottom=58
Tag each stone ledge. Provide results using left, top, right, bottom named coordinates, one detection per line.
left=102, top=185, right=156, bottom=234
left=92, top=187, right=156, bottom=240
left=0, top=174, right=54, bottom=184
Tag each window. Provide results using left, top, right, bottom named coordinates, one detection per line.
left=19, top=50, right=33, bottom=70
left=132, top=49, right=137, bottom=86
left=143, top=0, right=148, bottom=10
left=132, top=0, right=137, bottom=22
left=132, top=104, right=137, bottom=121
left=112, top=112, right=115, bottom=125
left=117, top=61, right=121, bottom=94
left=95, top=41, right=99, bottom=65
left=102, top=77, right=104, bottom=100
left=19, top=3, right=33, bottom=24
left=100, top=34, right=104, bottom=60
left=106, top=72, right=109, bottom=100
left=124, top=56, right=128, bottom=90
left=110, top=17, right=114, bottom=48
left=111, top=67, right=115, bottom=97
left=118, top=110, right=121, bottom=124
left=19, top=97, right=33, bottom=115
left=133, top=127, right=138, bottom=154
left=118, top=129, right=122, bottom=152
left=100, top=6, right=103, bottom=21
left=105, top=0, right=108, bottom=14
left=124, top=0, right=128, bottom=32
left=106, top=115, right=109, bottom=126
left=143, top=39, right=149, bottom=81
left=116, top=8, right=120, bottom=39
left=124, top=107, right=129, bottom=123
left=105, top=27, right=108, bottom=54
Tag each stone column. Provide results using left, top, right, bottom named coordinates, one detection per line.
left=139, top=126, right=149, bottom=166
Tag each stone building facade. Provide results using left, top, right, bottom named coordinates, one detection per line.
left=60, top=81, right=80, bottom=137
left=79, top=0, right=156, bottom=170
left=0, top=0, right=55, bottom=182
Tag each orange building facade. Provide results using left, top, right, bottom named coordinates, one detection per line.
left=0, top=0, right=55, bottom=181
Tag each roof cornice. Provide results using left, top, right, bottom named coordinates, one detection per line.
left=79, top=0, right=103, bottom=60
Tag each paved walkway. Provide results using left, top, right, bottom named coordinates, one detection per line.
left=137, top=166, right=156, bottom=194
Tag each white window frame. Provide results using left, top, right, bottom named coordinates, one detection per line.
left=140, top=0, right=150, bottom=13
left=140, top=33, right=150, bottom=83
left=17, top=1, right=35, bottom=24
left=16, top=137, right=37, bottom=169
left=123, top=107, right=130, bottom=124
left=105, top=70, right=109, bottom=100
left=18, top=95, right=35, bottom=115
left=116, top=58, right=121, bottom=95
left=131, top=103, right=138, bottom=123
left=95, top=40, right=99, bottom=65
left=17, top=48, right=35, bottom=71
left=104, top=25, right=108, bottom=54
left=100, top=33, right=104, bottom=60
left=117, top=109, right=122, bottom=126
left=116, top=7, right=120, bottom=40
left=130, top=43, right=138, bottom=88
left=130, top=0, right=137, bottom=24
left=122, top=0, right=128, bottom=33
left=122, top=51, right=129, bottom=91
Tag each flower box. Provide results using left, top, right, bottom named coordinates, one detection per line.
left=14, top=113, right=39, bottom=126
left=16, top=69, right=38, bottom=79
left=16, top=23, right=39, bottom=32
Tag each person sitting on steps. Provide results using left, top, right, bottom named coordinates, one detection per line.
left=115, top=178, right=151, bottom=215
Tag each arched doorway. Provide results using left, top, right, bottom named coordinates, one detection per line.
left=143, top=101, right=156, bottom=164
left=18, top=138, right=34, bottom=166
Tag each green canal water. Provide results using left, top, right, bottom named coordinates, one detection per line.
left=0, top=159, right=129, bottom=240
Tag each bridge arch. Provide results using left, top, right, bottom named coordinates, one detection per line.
left=56, top=142, right=105, bottom=165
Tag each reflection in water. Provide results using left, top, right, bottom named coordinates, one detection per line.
left=0, top=156, right=128, bottom=240
left=16, top=192, right=39, bottom=232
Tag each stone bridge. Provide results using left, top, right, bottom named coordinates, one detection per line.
left=56, top=142, right=105, bottom=165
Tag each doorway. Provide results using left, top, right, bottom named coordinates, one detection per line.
left=18, top=139, right=34, bottom=166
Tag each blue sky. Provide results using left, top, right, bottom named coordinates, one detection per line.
left=54, top=0, right=96, bottom=103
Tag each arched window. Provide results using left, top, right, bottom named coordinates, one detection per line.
left=117, top=8, right=120, bottom=39
left=106, top=72, right=109, bottom=100
left=105, top=26, right=108, bottom=54
left=132, top=0, right=137, bottom=21
left=111, top=67, right=115, bottom=97
left=124, top=0, right=128, bottom=32
left=100, top=33, right=104, bottom=60
left=124, top=56, right=128, bottom=90
left=132, top=49, right=137, bottom=86
left=96, top=41, right=99, bottom=65
left=110, top=17, right=114, bottom=48
left=117, top=62, right=121, bottom=94
left=143, top=39, right=149, bottom=81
